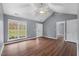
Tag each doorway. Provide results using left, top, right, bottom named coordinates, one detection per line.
left=66, top=19, right=78, bottom=43
left=36, top=23, right=43, bottom=37
left=56, top=21, right=65, bottom=40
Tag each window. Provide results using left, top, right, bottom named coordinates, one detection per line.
left=18, top=22, right=27, bottom=38
left=8, top=19, right=27, bottom=41
left=36, top=23, right=43, bottom=37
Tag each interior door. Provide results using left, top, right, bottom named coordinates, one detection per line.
left=66, top=19, right=78, bottom=43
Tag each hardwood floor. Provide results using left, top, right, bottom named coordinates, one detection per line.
left=2, top=37, right=77, bottom=56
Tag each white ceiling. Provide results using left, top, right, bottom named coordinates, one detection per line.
left=48, top=3, right=78, bottom=14
left=2, top=3, right=78, bottom=22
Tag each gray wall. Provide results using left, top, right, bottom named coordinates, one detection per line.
left=3, top=14, right=41, bottom=43
left=78, top=4, right=79, bottom=56
left=27, top=21, right=36, bottom=38
left=3, top=15, right=8, bottom=43
left=0, top=4, right=4, bottom=51
left=43, top=12, right=77, bottom=38
left=78, top=5, right=79, bottom=44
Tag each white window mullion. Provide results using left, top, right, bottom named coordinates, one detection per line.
left=17, top=22, right=20, bottom=39
left=25, top=23, right=27, bottom=38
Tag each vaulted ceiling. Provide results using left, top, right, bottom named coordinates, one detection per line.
left=2, top=3, right=78, bottom=22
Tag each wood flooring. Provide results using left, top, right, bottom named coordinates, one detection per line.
left=2, top=37, right=77, bottom=56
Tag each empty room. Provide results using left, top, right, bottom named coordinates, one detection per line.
left=0, top=3, right=78, bottom=56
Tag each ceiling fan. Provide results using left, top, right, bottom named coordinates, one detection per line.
left=33, top=3, right=52, bottom=16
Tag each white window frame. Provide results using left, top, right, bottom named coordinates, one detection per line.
left=8, top=19, right=27, bottom=41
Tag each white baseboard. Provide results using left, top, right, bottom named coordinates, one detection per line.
left=64, top=40, right=78, bottom=43
left=0, top=44, right=4, bottom=56
left=44, top=36, right=57, bottom=39
left=4, top=37, right=36, bottom=44
left=4, top=36, right=57, bottom=44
